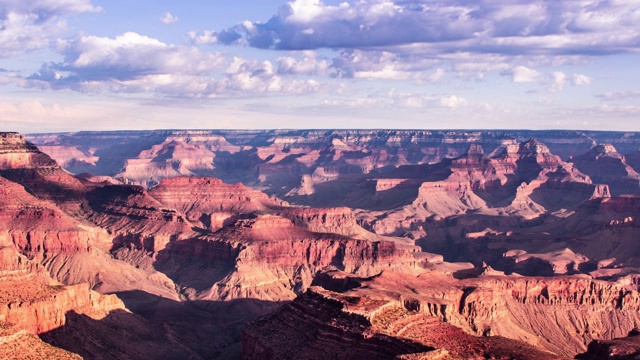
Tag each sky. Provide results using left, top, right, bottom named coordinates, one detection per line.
left=0, top=0, right=639, bottom=133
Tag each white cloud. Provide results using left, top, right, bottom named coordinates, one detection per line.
left=572, top=73, right=592, bottom=86
left=187, top=30, right=218, bottom=45
left=439, top=95, right=468, bottom=108
left=161, top=12, right=178, bottom=25
left=201, top=0, right=640, bottom=56
left=27, top=32, right=326, bottom=97
left=277, top=52, right=331, bottom=75
left=427, top=68, right=446, bottom=83
left=0, top=0, right=100, bottom=57
left=548, top=71, right=567, bottom=92
left=509, top=66, right=541, bottom=83
left=354, top=65, right=412, bottom=80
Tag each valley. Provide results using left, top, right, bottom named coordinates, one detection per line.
left=1, top=129, right=640, bottom=358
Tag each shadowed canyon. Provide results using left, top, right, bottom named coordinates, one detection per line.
left=2, top=130, right=640, bottom=358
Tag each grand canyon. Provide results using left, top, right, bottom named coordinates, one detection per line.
left=0, top=129, right=638, bottom=359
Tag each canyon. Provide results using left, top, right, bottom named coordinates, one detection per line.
left=0, top=129, right=639, bottom=358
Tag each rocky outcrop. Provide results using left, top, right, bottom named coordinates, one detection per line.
left=247, top=269, right=640, bottom=358
left=280, top=206, right=373, bottom=238
left=571, top=144, right=640, bottom=196
left=0, top=322, right=81, bottom=360
left=156, top=214, right=419, bottom=302
left=148, top=176, right=287, bottom=231
left=360, top=140, right=604, bottom=237
left=0, top=175, right=112, bottom=258
left=242, top=286, right=560, bottom=359
left=0, top=133, right=89, bottom=208
left=333, top=271, right=640, bottom=357
left=0, top=246, right=124, bottom=335
left=26, top=130, right=640, bottom=199
left=83, top=184, right=195, bottom=252
left=576, top=329, right=640, bottom=359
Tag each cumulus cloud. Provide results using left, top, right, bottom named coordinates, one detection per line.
left=193, top=0, right=640, bottom=56
left=547, top=72, right=593, bottom=92
left=27, top=32, right=325, bottom=97
left=161, top=12, right=178, bottom=25
left=506, top=66, right=541, bottom=83
left=439, top=95, right=468, bottom=108
left=548, top=71, right=567, bottom=92
left=188, top=30, right=218, bottom=45
left=0, top=0, right=100, bottom=57
left=277, top=52, right=331, bottom=75
left=571, top=73, right=592, bottom=85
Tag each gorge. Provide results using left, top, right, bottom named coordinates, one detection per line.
left=1, top=129, right=640, bottom=359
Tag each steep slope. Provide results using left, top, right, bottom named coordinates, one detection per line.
left=0, top=133, right=89, bottom=210
left=242, top=286, right=560, bottom=359
left=571, top=144, right=640, bottom=196
left=0, top=246, right=124, bottom=335
left=360, top=140, right=606, bottom=237
left=248, top=269, right=640, bottom=358
left=154, top=214, right=420, bottom=302
left=0, top=322, right=81, bottom=360
left=148, top=176, right=287, bottom=231
left=84, top=184, right=196, bottom=252
left=577, top=329, right=640, bottom=359
left=27, top=129, right=640, bottom=200
left=0, top=175, right=112, bottom=258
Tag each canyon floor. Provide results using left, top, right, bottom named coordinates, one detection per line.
left=2, top=129, right=640, bottom=359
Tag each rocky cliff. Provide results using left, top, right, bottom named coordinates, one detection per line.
left=4, top=129, right=640, bottom=359
left=0, top=246, right=124, bottom=335
left=570, top=144, right=640, bottom=196
left=242, top=285, right=561, bottom=359
left=26, top=130, right=640, bottom=200
left=247, top=269, right=640, bottom=358
left=154, top=214, right=420, bottom=302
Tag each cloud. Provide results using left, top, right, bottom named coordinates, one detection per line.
left=571, top=73, right=591, bottom=85
left=547, top=71, right=592, bottom=92
left=188, top=30, right=218, bottom=45
left=277, top=52, right=331, bottom=75
left=161, top=12, right=178, bottom=25
left=548, top=71, right=567, bottom=92
left=27, top=32, right=326, bottom=97
left=194, top=0, right=640, bottom=56
left=597, top=89, right=640, bottom=101
left=0, top=0, right=100, bottom=57
left=439, top=95, right=468, bottom=108
left=506, top=66, right=541, bottom=83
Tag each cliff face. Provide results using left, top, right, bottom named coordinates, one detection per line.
left=0, top=322, right=81, bottom=360
left=156, top=215, right=419, bottom=302
left=148, top=176, right=287, bottom=231
left=359, top=140, right=606, bottom=237
left=0, top=246, right=124, bottom=335
left=570, top=144, right=640, bottom=196
left=248, top=269, right=640, bottom=358
left=0, top=175, right=112, bottom=258
left=26, top=130, right=640, bottom=200
left=242, top=286, right=561, bottom=360
left=84, top=184, right=196, bottom=252
left=6, top=129, right=640, bottom=359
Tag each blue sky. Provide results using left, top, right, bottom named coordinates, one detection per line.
left=0, top=0, right=639, bottom=133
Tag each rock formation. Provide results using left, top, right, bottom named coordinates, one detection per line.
left=571, top=144, right=640, bottom=196
left=4, top=130, right=640, bottom=359
left=577, top=329, right=640, bottom=359
left=246, top=269, right=640, bottom=358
